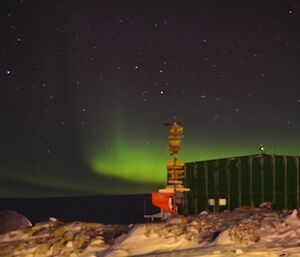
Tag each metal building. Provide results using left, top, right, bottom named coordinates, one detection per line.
left=183, top=154, right=300, bottom=215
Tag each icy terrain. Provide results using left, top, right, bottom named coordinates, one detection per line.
left=0, top=217, right=129, bottom=257
left=2, top=207, right=300, bottom=256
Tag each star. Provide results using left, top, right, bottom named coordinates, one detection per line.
left=0, top=0, right=299, bottom=197
left=213, top=114, right=220, bottom=120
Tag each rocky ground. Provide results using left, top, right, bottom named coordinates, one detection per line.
left=0, top=217, right=129, bottom=257
left=1, top=207, right=300, bottom=256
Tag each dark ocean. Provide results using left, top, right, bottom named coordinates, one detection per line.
left=0, top=194, right=159, bottom=225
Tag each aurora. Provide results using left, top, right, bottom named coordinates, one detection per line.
left=1, top=0, right=300, bottom=197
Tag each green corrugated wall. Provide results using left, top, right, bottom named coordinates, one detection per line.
left=183, top=154, right=300, bottom=215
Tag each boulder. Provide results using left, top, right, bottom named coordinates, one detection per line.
left=0, top=210, right=32, bottom=234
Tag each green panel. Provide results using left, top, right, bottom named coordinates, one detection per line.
left=218, top=159, right=227, bottom=195
left=218, top=159, right=228, bottom=212
left=185, top=161, right=208, bottom=215
left=196, top=162, right=207, bottom=214
left=275, top=156, right=285, bottom=210
left=190, top=163, right=198, bottom=215
left=287, top=157, right=297, bottom=209
left=263, top=155, right=273, bottom=203
left=207, top=161, right=216, bottom=212
left=207, top=161, right=215, bottom=195
left=252, top=156, right=262, bottom=207
left=240, top=156, right=250, bottom=206
left=184, top=163, right=195, bottom=215
left=229, top=158, right=238, bottom=210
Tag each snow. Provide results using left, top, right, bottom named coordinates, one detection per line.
left=102, top=208, right=300, bottom=257
left=103, top=224, right=199, bottom=256
left=214, top=229, right=234, bottom=245
left=2, top=208, right=300, bottom=256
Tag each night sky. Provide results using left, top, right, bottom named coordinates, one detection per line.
left=1, top=0, right=300, bottom=197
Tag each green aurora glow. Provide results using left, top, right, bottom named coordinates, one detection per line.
left=88, top=130, right=300, bottom=184
left=89, top=135, right=168, bottom=183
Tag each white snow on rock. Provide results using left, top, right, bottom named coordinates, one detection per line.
left=214, top=229, right=234, bottom=245
left=103, top=224, right=198, bottom=257
left=101, top=208, right=300, bottom=256
left=0, top=217, right=129, bottom=257
left=235, top=248, right=244, bottom=254
left=284, top=209, right=300, bottom=227
left=2, top=208, right=300, bottom=256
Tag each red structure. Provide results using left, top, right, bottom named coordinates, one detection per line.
left=152, top=192, right=176, bottom=214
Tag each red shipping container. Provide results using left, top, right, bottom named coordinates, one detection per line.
left=152, top=192, right=176, bottom=214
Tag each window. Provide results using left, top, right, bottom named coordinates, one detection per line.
left=208, top=198, right=215, bottom=206
left=218, top=198, right=227, bottom=206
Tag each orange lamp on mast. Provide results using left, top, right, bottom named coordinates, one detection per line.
left=168, top=118, right=184, bottom=156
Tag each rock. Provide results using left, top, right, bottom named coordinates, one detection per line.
left=0, top=210, right=32, bottom=234
left=235, top=248, right=244, bottom=254
left=199, top=210, right=209, bottom=216
left=279, top=253, right=288, bottom=257
left=284, top=209, right=300, bottom=227
left=49, top=217, right=58, bottom=222
left=66, top=241, right=73, bottom=248
left=215, top=229, right=234, bottom=245
left=166, top=215, right=187, bottom=225
left=259, top=202, right=274, bottom=211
